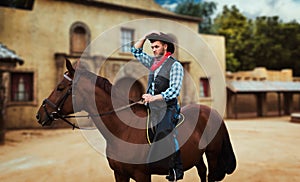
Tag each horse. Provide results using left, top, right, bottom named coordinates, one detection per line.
left=36, top=59, right=236, bottom=182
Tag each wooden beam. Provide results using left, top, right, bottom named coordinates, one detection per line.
left=0, top=71, right=5, bottom=145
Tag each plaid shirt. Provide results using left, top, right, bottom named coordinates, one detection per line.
left=131, top=47, right=184, bottom=101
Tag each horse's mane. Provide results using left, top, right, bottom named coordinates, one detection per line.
left=77, top=69, right=112, bottom=95
left=96, top=76, right=112, bottom=95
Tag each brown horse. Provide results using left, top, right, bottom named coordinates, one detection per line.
left=36, top=59, right=236, bottom=182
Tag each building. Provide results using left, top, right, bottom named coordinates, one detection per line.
left=226, top=67, right=300, bottom=118
left=0, top=43, right=24, bottom=143
left=0, top=0, right=225, bottom=128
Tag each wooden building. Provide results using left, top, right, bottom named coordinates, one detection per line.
left=226, top=68, right=300, bottom=118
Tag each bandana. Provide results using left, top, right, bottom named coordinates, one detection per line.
left=150, top=52, right=172, bottom=71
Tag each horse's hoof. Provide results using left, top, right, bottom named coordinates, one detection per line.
left=166, top=168, right=183, bottom=181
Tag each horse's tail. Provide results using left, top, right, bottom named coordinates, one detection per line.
left=220, top=122, right=236, bottom=175
left=205, top=119, right=236, bottom=181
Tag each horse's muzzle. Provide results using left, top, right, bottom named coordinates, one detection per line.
left=36, top=112, right=53, bottom=126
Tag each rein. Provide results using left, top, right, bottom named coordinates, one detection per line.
left=60, top=99, right=144, bottom=130
left=44, top=96, right=144, bottom=130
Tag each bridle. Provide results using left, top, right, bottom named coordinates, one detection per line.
left=41, top=73, right=77, bottom=128
left=41, top=72, right=144, bottom=130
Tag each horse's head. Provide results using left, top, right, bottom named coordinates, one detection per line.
left=36, top=59, right=76, bottom=126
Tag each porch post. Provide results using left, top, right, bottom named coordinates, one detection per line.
left=0, top=71, right=5, bottom=145
left=277, top=92, right=281, bottom=116
left=283, top=93, right=293, bottom=115
left=257, top=92, right=267, bottom=117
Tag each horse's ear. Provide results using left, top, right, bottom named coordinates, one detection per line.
left=66, top=59, right=75, bottom=76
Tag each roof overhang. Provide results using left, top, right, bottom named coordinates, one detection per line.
left=59, top=0, right=202, bottom=23
left=227, top=80, right=300, bottom=93
left=0, top=44, right=24, bottom=71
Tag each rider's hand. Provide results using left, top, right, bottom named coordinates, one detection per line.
left=142, top=94, right=163, bottom=103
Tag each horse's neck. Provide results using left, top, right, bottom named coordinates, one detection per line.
left=94, top=96, right=148, bottom=144
left=92, top=92, right=127, bottom=134
left=79, top=75, right=147, bottom=144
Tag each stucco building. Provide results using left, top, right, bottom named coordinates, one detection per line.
left=0, top=0, right=226, bottom=128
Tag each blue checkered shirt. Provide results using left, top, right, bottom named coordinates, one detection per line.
left=131, top=47, right=184, bottom=101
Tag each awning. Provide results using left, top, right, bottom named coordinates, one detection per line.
left=226, top=80, right=300, bottom=118
left=227, top=80, right=300, bottom=93
left=0, top=43, right=24, bottom=70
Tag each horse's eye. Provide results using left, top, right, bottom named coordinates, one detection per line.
left=56, top=84, right=65, bottom=91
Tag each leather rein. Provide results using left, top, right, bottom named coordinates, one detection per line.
left=42, top=73, right=143, bottom=130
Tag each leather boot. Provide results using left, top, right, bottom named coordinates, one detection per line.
left=166, top=150, right=184, bottom=181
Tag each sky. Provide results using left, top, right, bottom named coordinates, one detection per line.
left=155, top=0, right=300, bottom=22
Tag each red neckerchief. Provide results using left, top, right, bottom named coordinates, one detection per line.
left=150, top=52, right=172, bottom=71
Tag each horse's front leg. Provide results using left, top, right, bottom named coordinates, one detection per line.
left=114, top=171, right=130, bottom=182
left=196, top=156, right=207, bottom=182
left=133, top=173, right=151, bottom=182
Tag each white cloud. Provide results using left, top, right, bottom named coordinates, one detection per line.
left=206, top=0, right=300, bottom=22
left=161, top=3, right=178, bottom=11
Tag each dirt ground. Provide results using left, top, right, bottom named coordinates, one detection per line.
left=1, top=116, right=300, bottom=182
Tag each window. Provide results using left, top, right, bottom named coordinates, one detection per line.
left=0, top=0, right=35, bottom=10
left=199, top=77, right=210, bottom=97
left=70, top=22, right=90, bottom=55
left=10, top=72, right=34, bottom=102
left=121, top=28, right=134, bottom=52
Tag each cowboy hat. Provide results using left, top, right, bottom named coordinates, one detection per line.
left=146, top=32, right=175, bottom=54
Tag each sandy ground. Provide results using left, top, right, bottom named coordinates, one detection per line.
left=1, top=116, right=300, bottom=182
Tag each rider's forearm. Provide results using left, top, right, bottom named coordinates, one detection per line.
left=134, top=36, right=146, bottom=49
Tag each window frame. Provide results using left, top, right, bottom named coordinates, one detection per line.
left=199, top=77, right=211, bottom=98
left=7, top=71, right=37, bottom=106
left=70, top=22, right=91, bottom=56
left=120, top=28, right=134, bottom=53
